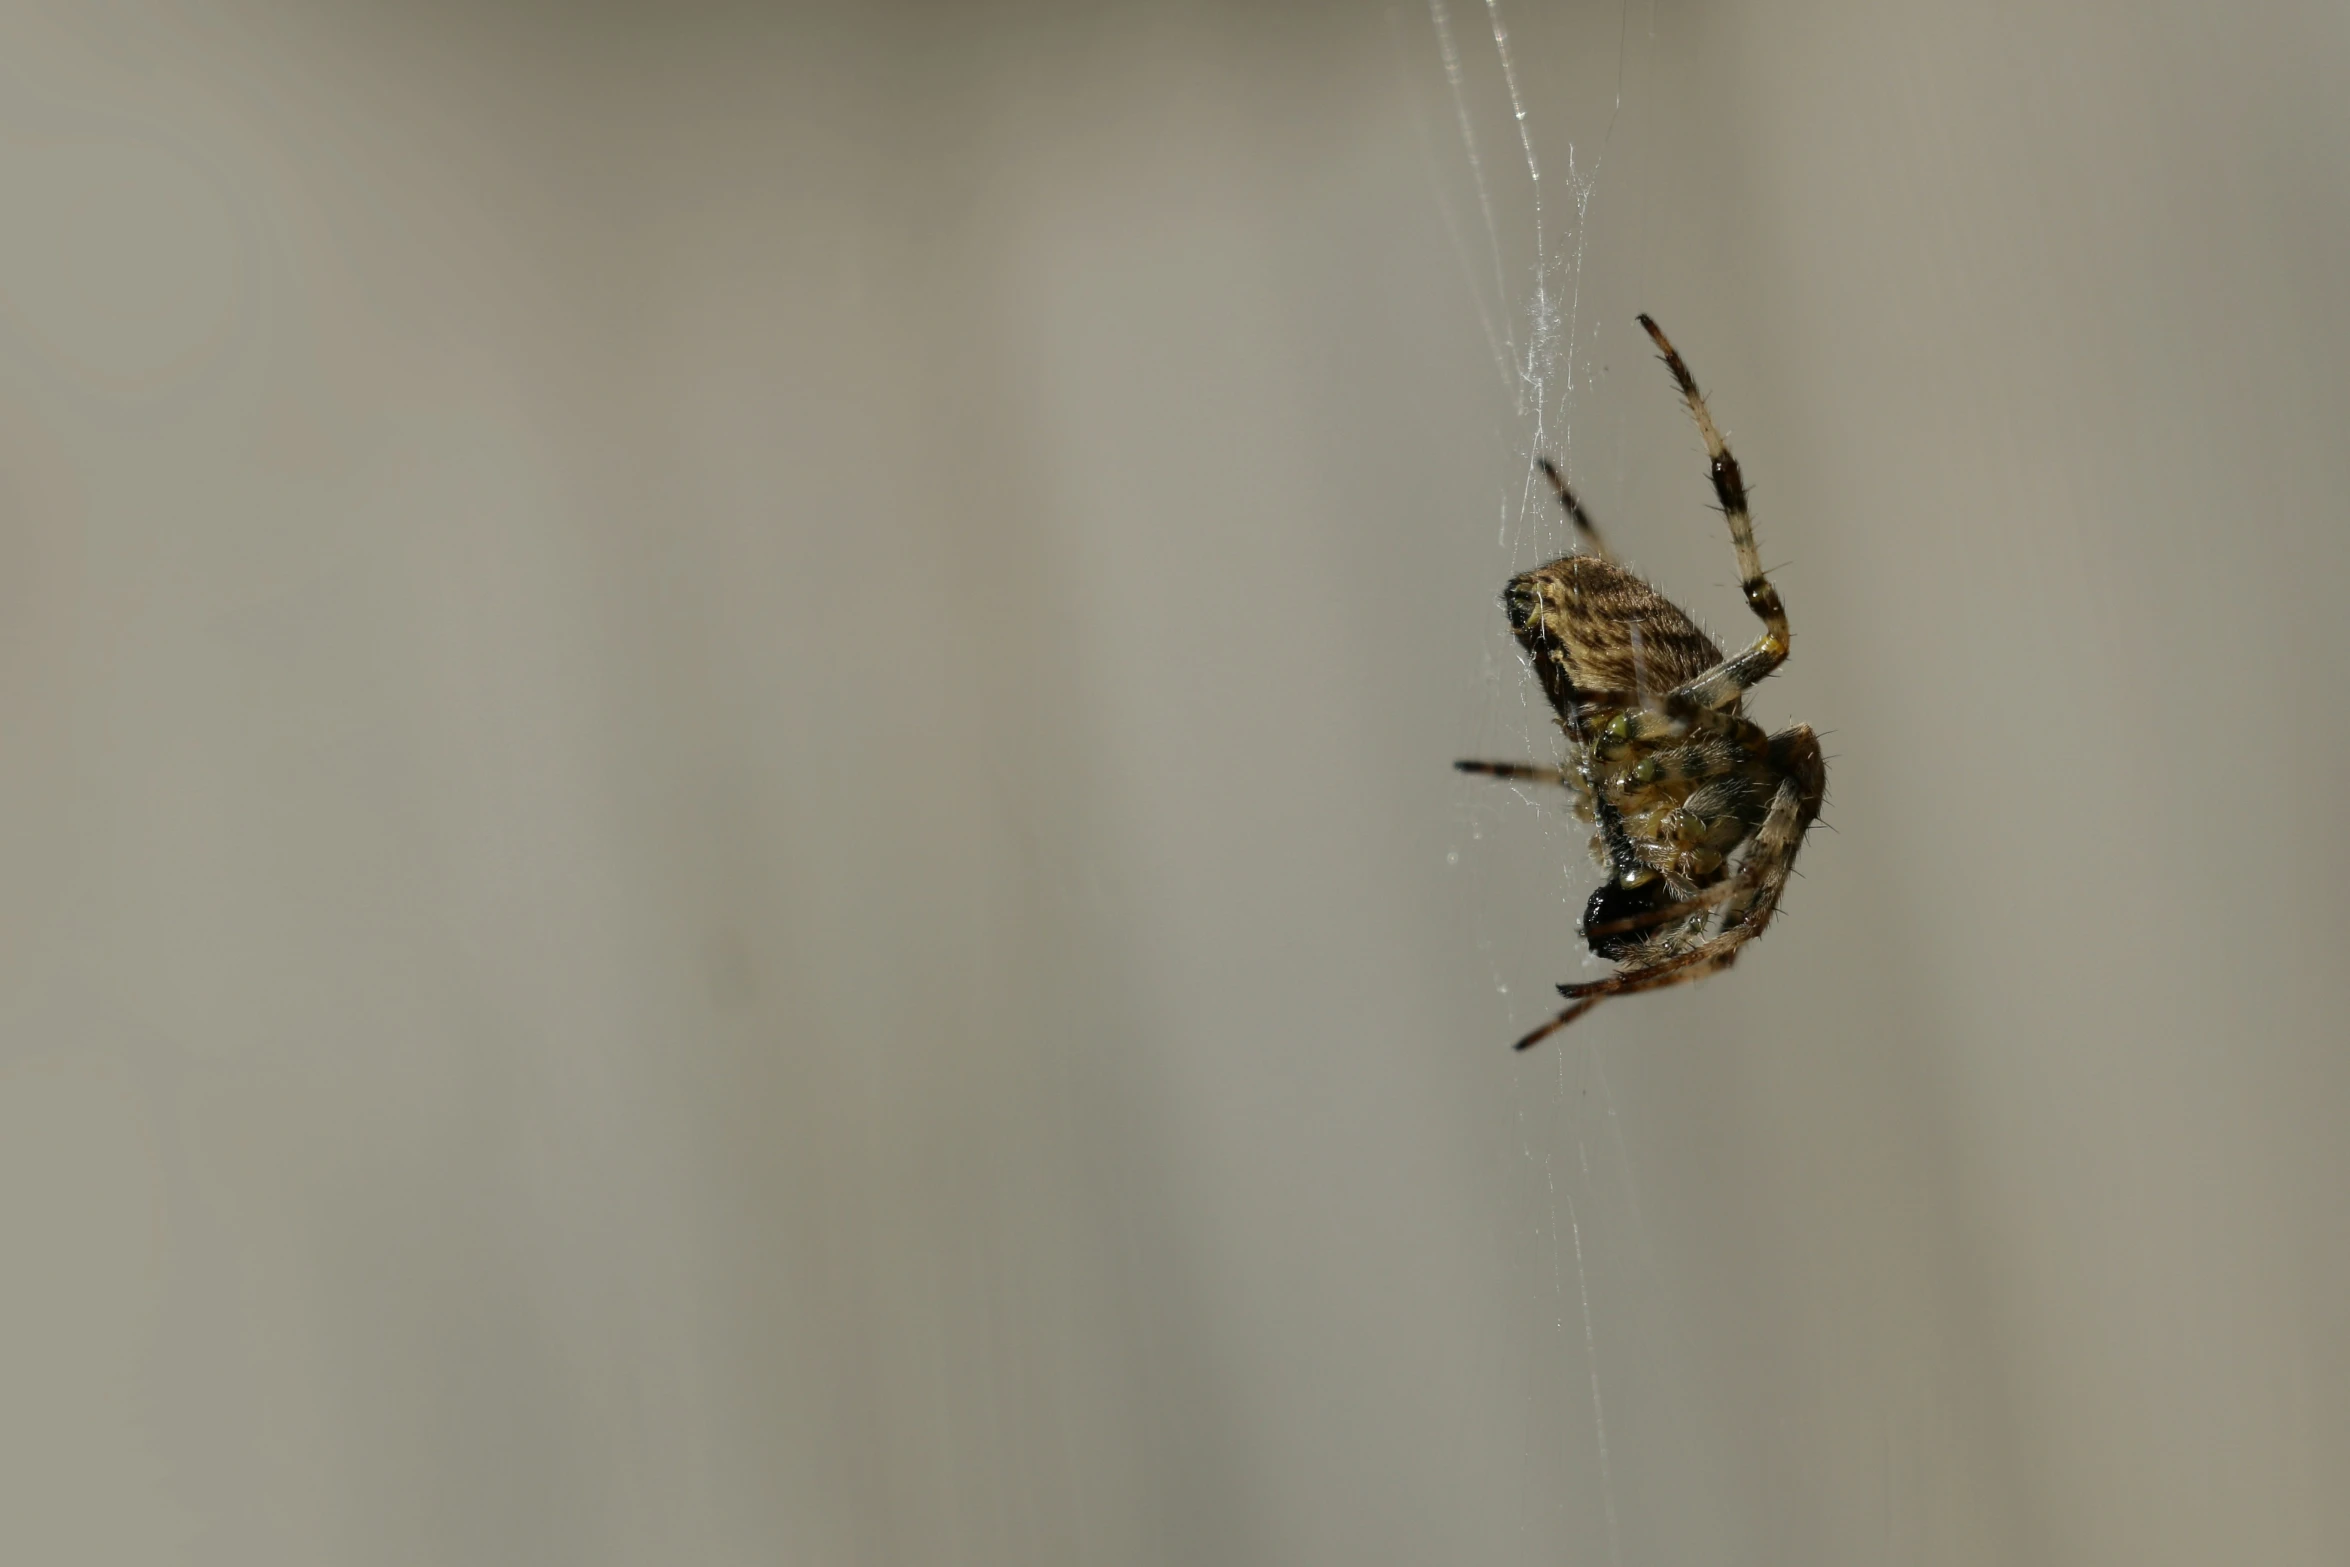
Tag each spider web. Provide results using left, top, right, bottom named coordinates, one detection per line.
left=1410, top=6, right=1737, bottom=1563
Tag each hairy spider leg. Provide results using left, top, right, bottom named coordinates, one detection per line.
left=1636, top=313, right=1790, bottom=716
left=1452, top=760, right=1571, bottom=785
left=1536, top=457, right=1611, bottom=561
left=1510, top=995, right=1600, bottom=1053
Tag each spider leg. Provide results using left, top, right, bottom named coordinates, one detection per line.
left=1637, top=314, right=1791, bottom=715
left=1453, top=759, right=1570, bottom=785
left=1561, top=937, right=1739, bottom=1003
left=1511, top=995, right=1602, bottom=1053
left=1535, top=457, right=1612, bottom=561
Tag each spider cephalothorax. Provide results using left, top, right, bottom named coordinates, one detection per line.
left=1459, top=315, right=1826, bottom=1051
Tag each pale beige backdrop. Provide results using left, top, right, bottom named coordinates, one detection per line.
left=1, top=2, right=2344, bottom=1564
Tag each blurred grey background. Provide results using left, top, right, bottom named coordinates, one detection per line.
left=2, top=2, right=2346, bottom=1563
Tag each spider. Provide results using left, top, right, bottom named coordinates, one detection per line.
left=1457, top=315, right=1825, bottom=1052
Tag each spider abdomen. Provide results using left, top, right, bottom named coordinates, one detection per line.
left=1514, top=556, right=1726, bottom=718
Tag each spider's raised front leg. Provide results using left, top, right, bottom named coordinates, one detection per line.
left=1638, top=313, right=1791, bottom=717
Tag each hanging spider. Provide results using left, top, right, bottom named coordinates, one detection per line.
left=1458, top=315, right=1826, bottom=1052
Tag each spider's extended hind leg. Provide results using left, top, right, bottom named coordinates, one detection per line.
left=1637, top=314, right=1791, bottom=715
left=1536, top=457, right=1611, bottom=561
